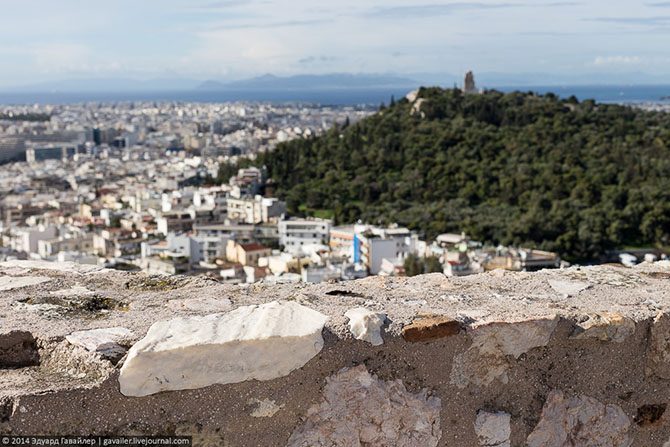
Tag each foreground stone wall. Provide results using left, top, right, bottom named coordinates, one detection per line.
left=2, top=260, right=670, bottom=446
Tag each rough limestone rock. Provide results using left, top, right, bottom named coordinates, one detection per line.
left=119, top=300, right=328, bottom=396
left=50, top=286, right=96, bottom=298
left=0, top=260, right=104, bottom=274
left=66, top=327, right=134, bottom=361
left=405, top=89, right=419, bottom=102
left=40, top=339, right=114, bottom=381
left=402, top=315, right=461, bottom=342
left=451, top=318, right=557, bottom=388
left=344, top=307, right=386, bottom=346
left=248, top=398, right=283, bottom=418
left=0, top=331, right=39, bottom=368
left=647, top=312, right=670, bottom=379
left=548, top=279, right=590, bottom=296
left=474, top=410, right=511, bottom=447
left=166, top=296, right=232, bottom=312
left=571, top=313, right=635, bottom=343
left=287, top=365, right=441, bottom=447
left=0, top=275, right=50, bottom=291
left=526, top=390, right=631, bottom=447
left=5, top=262, right=670, bottom=444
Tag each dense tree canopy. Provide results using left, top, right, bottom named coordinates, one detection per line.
left=254, top=88, right=670, bottom=262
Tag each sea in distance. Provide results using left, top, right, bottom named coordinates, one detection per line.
left=0, top=85, right=669, bottom=106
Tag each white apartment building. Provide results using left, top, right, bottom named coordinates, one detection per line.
left=353, top=225, right=422, bottom=275
left=156, top=210, right=195, bottom=236
left=279, top=219, right=331, bottom=255
left=10, top=225, right=58, bottom=254
left=356, top=233, right=397, bottom=275
left=227, top=195, right=286, bottom=224
left=38, top=234, right=94, bottom=259
left=141, top=233, right=203, bottom=265
left=194, top=234, right=228, bottom=263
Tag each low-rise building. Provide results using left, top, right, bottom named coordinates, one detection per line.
left=329, top=225, right=356, bottom=260
left=38, top=234, right=94, bottom=259
left=156, top=210, right=194, bottom=236
left=225, top=240, right=272, bottom=266
left=483, top=247, right=561, bottom=272
left=227, top=195, right=286, bottom=224
left=279, top=218, right=330, bottom=255
left=9, top=225, right=58, bottom=254
left=356, top=233, right=397, bottom=275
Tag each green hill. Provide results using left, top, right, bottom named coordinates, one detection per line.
left=251, top=88, right=670, bottom=261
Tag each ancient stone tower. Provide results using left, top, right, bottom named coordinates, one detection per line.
left=463, top=71, right=477, bottom=94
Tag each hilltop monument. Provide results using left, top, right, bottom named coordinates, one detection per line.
left=463, top=71, right=477, bottom=94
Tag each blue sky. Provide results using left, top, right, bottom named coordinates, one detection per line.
left=1, top=0, right=669, bottom=87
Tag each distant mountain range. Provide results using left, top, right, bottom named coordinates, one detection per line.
left=6, top=74, right=422, bottom=93
left=3, top=72, right=670, bottom=94
left=196, top=73, right=420, bottom=91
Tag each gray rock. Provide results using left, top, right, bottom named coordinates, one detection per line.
left=548, top=279, right=590, bottom=296
left=474, top=410, right=511, bottom=447
left=0, top=331, right=39, bottom=368
left=166, top=296, right=232, bottom=312
left=287, top=365, right=441, bottom=447
left=344, top=307, right=386, bottom=345
left=647, top=312, right=670, bottom=379
left=119, top=301, right=328, bottom=396
left=571, top=313, right=635, bottom=343
left=0, top=276, right=50, bottom=291
left=66, top=327, right=134, bottom=362
left=451, top=317, right=557, bottom=388
left=526, top=390, right=631, bottom=447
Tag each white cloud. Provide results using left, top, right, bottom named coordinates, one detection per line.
left=1, top=0, right=670, bottom=85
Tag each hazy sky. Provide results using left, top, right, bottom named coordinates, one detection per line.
left=1, top=0, right=669, bottom=86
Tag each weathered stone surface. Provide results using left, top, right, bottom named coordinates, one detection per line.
left=287, top=366, right=441, bottom=447
left=3, top=262, right=670, bottom=445
left=50, top=286, right=96, bottom=298
left=0, top=260, right=103, bottom=274
left=474, top=410, right=511, bottom=447
left=248, top=398, right=283, bottom=418
left=402, top=315, right=461, bottom=342
left=119, top=301, right=328, bottom=396
left=173, top=423, right=226, bottom=446
left=0, top=331, right=39, bottom=368
left=166, top=296, right=232, bottom=312
left=344, top=307, right=386, bottom=345
left=571, top=312, right=635, bottom=343
left=0, top=276, right=50, bottom=291
left=40, top=340, right=114, bottom=381
left=66, top=327, right=134, bottom=362
left=526, top=390, right=631, bottom=447
left=647, top=312, right=670, bottom=379
left=634, top=404, right=666, bottom=426
left=451, top=318, right=557, bottom=388
left=548, top=279, right=590, bottom=296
